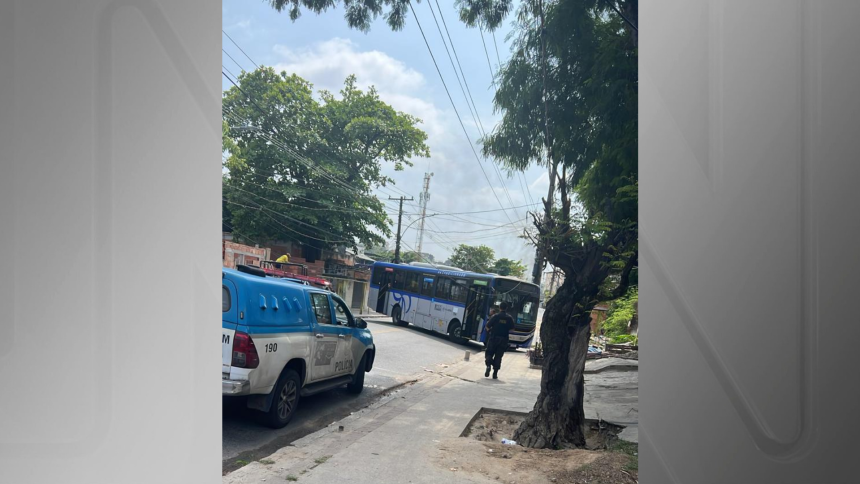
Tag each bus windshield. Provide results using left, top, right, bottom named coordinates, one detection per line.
left=492, top=280, right=540, bottom=326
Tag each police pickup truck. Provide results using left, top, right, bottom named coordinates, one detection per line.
left=222, top=265, right=376, bottom=428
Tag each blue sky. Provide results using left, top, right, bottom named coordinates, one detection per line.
left=222, top=0, right=548, bottom=269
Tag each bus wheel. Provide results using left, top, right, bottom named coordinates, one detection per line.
left=447, top=321, right=466, bottom=344
left=392, top=305, right=407, bottom=327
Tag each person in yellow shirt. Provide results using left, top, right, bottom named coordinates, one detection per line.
left=275, top=254, right=290, bottom=263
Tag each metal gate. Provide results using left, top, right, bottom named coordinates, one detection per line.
left=351, top=281, right=366, bottom=311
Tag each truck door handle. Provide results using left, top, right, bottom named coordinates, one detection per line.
left=315, top=333, right=324, bottom=339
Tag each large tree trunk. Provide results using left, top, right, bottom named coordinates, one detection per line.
left=514, top=281, right=594, bottom=448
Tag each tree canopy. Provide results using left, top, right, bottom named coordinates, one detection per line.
left=222, top=68, right=429, bottom=250
left=458, top=0, right=638, bottom=448
left=448, top=244, right=495, bottom=272
left=268, top=0, right=414, bottom=32
left=490, top=258, right=527, bottom=278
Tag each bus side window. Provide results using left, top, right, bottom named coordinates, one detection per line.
left=451, top=279, right=468, bottom=304
left=436, top=277, right=451, bottom=301
left=421, top=276, right=435, bottom=297
left=393, top=269, right=406, bottom=290
left=406, top=272, right=420, bottom=293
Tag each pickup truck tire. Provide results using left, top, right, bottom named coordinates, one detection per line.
left=262, top=369, right=301, bottom=429
left=346, top=353, right=367, bottom=394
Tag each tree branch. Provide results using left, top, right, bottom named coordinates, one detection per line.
left=602, top=0, right=638, bottom=32
left=610, top=250, right=638, bottom=299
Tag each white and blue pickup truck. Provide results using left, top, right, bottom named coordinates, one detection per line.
left=222, top=265, right=376, bottom=428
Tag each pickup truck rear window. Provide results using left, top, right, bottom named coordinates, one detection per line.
left=222, top=286, right=231, bottom=312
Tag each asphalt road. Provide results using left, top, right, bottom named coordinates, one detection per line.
left=222, top=318, right=488, bottom=472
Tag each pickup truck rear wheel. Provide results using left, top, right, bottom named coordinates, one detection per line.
left=262, top=369, right=301, bottom=429
left=347, top=353, right=367, bottom=394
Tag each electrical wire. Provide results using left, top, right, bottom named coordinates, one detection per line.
left=407, top=1, right=516, bottom=226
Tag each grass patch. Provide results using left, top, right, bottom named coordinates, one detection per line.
left=623, top=455, right=639, bottom=472
left=608, top=439, right=638, bottom=473
left=258, top=459, right=275, bottom=465
left=286, top=475, right=298, bottom=482
left=234, top=459, right=249, bottom=467
left=608, top=439, right=638, bottom=456
left=314, top=455, right=331, bottom=465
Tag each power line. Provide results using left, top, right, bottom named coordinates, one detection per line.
left=222, top=49, right=246, bottom=74
left=491, top=30, right=503, bottom=68
left=219, top=31, right=419, bottom=205
left=425, top=202, right=539, bottom=216
left=222, top=29, right=260, bottom=69
left=223, top=156, right=395, bottom=208
left=222, top=72, right=271, bottom=125
left=223, top=109, right=369, bottom=196
left=407, top=1, right=516, bottom=226
left=226, top=183, right=397, bottom=217
left=477, top=27, right=537, bottom=214
left=428, top=0, right=522, bottom=224
left=224, top=108, right=419, bottom=210
left=426, top=1, right=484, bottom=137
left=425, top=1, right=528, bottom=228
left=225, top=198, right=354, bottom=244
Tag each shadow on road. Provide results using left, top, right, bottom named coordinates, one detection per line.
left=222, top=383, right=407, bottom=474
left=364, top=318, right=489, bottom=353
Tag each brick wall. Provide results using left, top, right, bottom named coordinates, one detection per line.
left=268, top=242, right=354, bottom=278
left=223, top=241, right=270, bottom=269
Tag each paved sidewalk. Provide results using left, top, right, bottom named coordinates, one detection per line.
left=355, top=309, right=391, bottom=321
left=224, top=351, right=638, bottom=483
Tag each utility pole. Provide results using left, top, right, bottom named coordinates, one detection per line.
left=389, top=196, right=414, bottom=264
left=415, top=172, right=433, bottom=255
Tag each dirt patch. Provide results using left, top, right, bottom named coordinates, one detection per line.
left=462, top=409, right=626, bottom=450
left=435, top=409, right=638, bottom=484
left=462, top=410, right=524, bottom=443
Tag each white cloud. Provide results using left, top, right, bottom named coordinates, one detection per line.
left=273, top=38, right=425, bottom=95
left=271, top=38, right=538, bottom=266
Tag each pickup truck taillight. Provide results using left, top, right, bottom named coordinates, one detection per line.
left=231, top=331, right=259, bottom=369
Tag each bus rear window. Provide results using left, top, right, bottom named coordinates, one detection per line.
left=222, top=286, right=231, bottom=312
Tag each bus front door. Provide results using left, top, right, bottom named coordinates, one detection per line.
left=464, top=284, right=489, bottom=339
left=376, top=269, right=394, bottom=313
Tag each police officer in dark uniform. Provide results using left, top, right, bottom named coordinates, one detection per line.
left=484, top=302, right=515, bottom=379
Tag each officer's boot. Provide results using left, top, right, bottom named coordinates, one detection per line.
left=492, top=369, right=498, bottom=379
left=485, top=365, right=491, bottom=377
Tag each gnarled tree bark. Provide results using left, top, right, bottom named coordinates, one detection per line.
left=514, top=279, right=597, bottom=448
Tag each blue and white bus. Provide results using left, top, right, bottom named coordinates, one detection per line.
left=367, top=261, right=540, bottom=348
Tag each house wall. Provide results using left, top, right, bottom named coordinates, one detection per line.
left=223, top=240, right=270, bottom=269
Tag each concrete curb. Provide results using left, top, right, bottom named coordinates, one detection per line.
left=584, top=358, right=639, bottom=373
